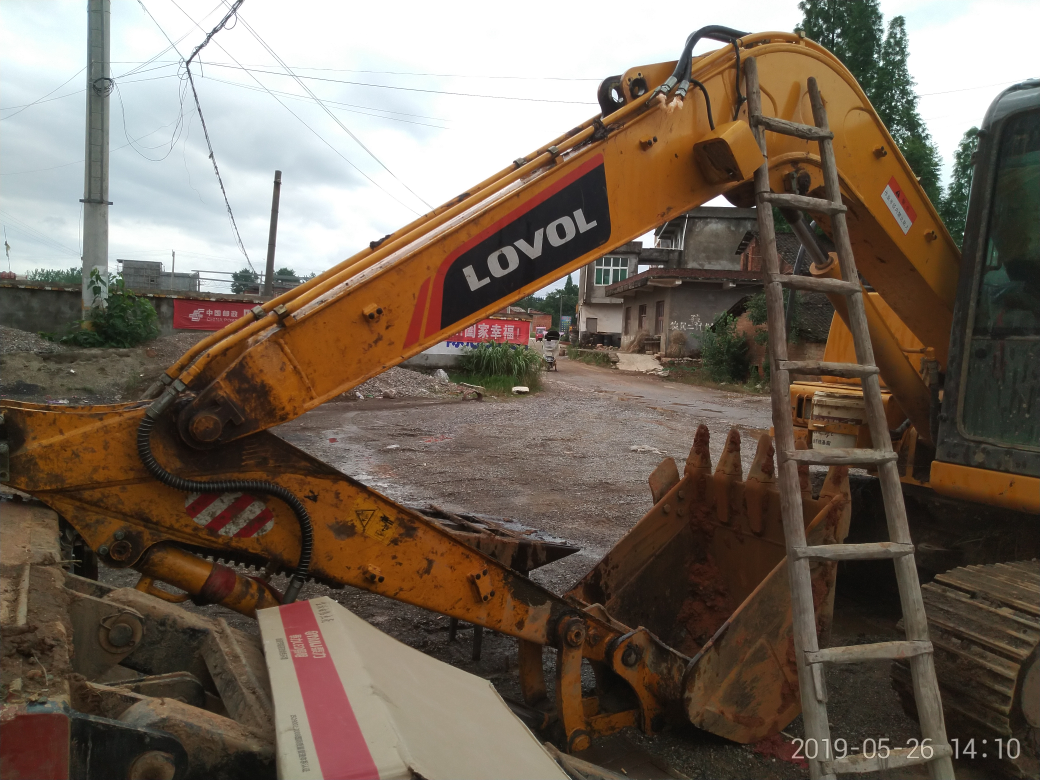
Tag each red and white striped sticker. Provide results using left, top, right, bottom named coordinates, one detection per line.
left=185, top=492, right=274, bottom=538
left=881, top=175, right=918, bottom=235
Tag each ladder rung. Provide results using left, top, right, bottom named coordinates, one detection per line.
left=806, top=640, right=932, bottom=665
left=778, top=360, right=879, bottom=379
left=791, top=542, right=914, bottom=562
left=751, top=114, right=834, bottom=141
left=781, top=448, right=897, bottom=466
left=770, top=273, right=860, bottom=295
left=759, top=191, right=847, bottom=215
left=825, top=743, right=953, bottom=775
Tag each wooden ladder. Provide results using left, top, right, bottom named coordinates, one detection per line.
left=743, top=58, right=955, bottom=780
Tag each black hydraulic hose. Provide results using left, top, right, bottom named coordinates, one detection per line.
left=672, top=25, right=750, bottom=86
left=689, top=79, right=715, bottom=130
left=136, top=413, right=313, bottom=604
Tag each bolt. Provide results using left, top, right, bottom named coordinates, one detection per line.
left=621, top=645, right=641, bottom=667
left=108, top=622, right=134, bottom=648
left=562, top=618, right=586, bottom=648
left=98, top=545, right=110, bottom=556
left=113, top=530, right=126, bottom=541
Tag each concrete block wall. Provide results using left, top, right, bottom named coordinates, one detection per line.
left=0, top=282, right=266, bottom=337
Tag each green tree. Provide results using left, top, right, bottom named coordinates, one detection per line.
left=275, top=266, right=297, bottom=278
left=231, top=267, right=259, bottom=294
left=27, top=267, right=82, bottom=285
left=701, top=313, right=749, bottom=383
left=939, top=127, right=980, bottom=247
left=797, top=3, right=943, bottom=204
left=542, top=274, right=579, bottom=328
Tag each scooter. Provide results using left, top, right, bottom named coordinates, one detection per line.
left=542, top=337, right=559, bottom=371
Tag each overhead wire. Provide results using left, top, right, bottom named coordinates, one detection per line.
left=200, top=75, right=451, bottom=128
left=167, top=0, right=425, bottom=217
left=220, top=4, right=433, bottom=210
left=0, top=209, right=81, bottom=257
left=0, top=67, right=86, bottom=121
left=201, top=62, right=599, bottom=105
left=141, top=0, right=255, bottom=270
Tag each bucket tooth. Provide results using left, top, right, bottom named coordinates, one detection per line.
left=745, top=434, right=777, bottom=535
left=818, top=465, right=851, bottom=502
left=648, top=457, right=681, bottom=504
left=685, top=424, right=712, bottom=503
left=746, top=434, right=776, bottom=483
left=685, top=424, right=712, bottom=475
left=713, top=428, right=742, bottom=525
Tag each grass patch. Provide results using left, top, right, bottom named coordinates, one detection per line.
left=447, top=371, right=542, bottom=396
left=452, top=341, right=544, bottom=396
left=567, top=348, right=613, bottom=368
left=665, top=365, right=768, bottom=395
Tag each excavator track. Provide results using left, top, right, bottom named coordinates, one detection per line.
left=892, top=560, right=1040, bottom=778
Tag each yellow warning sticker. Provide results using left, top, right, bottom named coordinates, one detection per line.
left=355, top=508, right=395, bottom=543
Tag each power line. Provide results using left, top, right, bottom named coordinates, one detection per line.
left=200, top=75, right=451, bottom=128
left=0, top=210, right=81, bottom=257
left=201, top=61, right=599, bottom=105
left=167, top=0, right=425, bottom=217
left=136, top=0, right=255, bottom=270
left=112, top=59, right=604, bottom=82
left=224, top=5, right=433, bottom=210
left=0, top=67, right=86, bottom=121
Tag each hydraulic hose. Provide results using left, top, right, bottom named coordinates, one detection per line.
left=136, top=403, right=313, bottom=604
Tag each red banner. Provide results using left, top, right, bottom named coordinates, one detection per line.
left=173, top=299, right=255, bottom=330
left=446, top=318, right=530, bottom=345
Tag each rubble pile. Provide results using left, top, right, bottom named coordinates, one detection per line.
left=348, top=366, right=461, bottom=400
left=0, top=325, right=68, bottom=355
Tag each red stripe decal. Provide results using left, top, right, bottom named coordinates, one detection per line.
left=186, top=492, right=220, bottom=516
left=280, top=601, right=379, bottom=780
left=234, top=507, right=274, bottom=538
left=205, top=494, right=257, bottom=533
left=424, top=153, right=604, bottom=337
left=403, top=276, right=432, bottom=349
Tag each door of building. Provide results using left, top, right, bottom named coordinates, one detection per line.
left=654, top=300, right=665, bottom=335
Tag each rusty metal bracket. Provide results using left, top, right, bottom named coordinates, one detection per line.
left=518, top=639, right=548, bottom=706
left=469, top=566, right=494, bottom=603
left=555, top=617, right=590, bottom=752
left=67, top=588, right=145, bottom=680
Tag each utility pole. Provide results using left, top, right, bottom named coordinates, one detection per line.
left=170, top=250, right=175, bottom=291
left=81, top=0, right=111, bottom=316
left=263, top=170, right=282, bottom=297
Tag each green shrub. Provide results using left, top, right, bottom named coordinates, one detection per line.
left=27, top=267, right=82, bottom=285
left=701, top=313, right=749, bottom=383
left=47, top=269, right=159, bottom=348
left=457, top=341, right=543, bottom=385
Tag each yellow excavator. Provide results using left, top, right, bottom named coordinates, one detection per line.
left=1, top=26, right=1036, bottom=778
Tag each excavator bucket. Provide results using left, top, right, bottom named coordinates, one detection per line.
left=568, top=424, right=851, bottom=743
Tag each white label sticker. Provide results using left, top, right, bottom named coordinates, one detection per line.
left=881, top=176, right=917, bottom=235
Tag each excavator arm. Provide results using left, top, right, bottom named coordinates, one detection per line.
left=1, top=29, right=961, bottom=750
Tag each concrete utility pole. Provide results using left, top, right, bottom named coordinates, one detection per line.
left=170, top=250, right=175, bottom=291
left=81, top=0, right=111, bottom=315
left=263, top=170, right=282, bottom=297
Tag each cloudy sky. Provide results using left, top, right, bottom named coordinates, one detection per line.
left=2, top=0, right=1036, bottom=293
